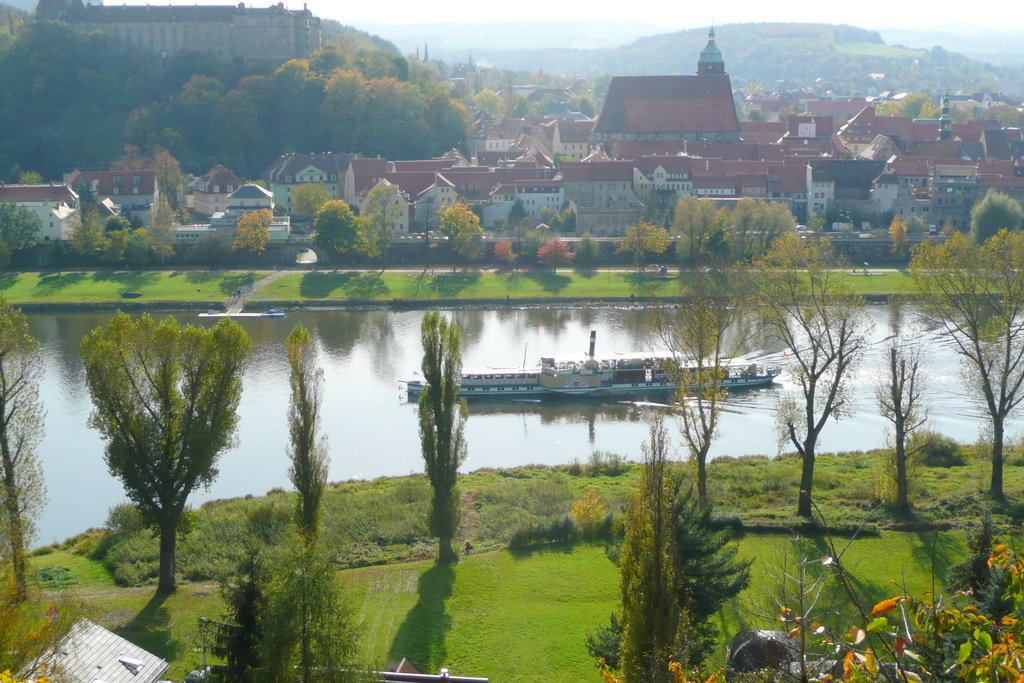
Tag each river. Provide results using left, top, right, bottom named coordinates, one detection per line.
left=29, top=304, right=1014, bottom=544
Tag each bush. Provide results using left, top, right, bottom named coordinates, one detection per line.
left=912, top=431, right=965, bottom=467
left=508, top=514, right=578, bottom=548
left=587, top=450, right=627, bottom=476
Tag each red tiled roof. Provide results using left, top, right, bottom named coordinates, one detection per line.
left=740, top=121, right=787, bottom=144
left=65, top=169, right=156, bottom=196
left=560, top=161, right=635, bottom=182
left=595, top=75, right=739, bottom=135
left=193, top=164, right=243, bottom=191
left=0, top=183, right=77, bottom=203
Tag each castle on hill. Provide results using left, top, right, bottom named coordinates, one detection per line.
left=36, top=0, right=321, bottom=62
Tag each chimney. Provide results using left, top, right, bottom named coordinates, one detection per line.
left=588, top=330, right=596, bottom=358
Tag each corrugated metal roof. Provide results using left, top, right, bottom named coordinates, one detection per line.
left=42, top=619, right=169, bottom=683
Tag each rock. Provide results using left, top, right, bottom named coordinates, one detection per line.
left=726, top=630, right=800, bottom=679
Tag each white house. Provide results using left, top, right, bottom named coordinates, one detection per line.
left=0, top=183, right=79, bottom=241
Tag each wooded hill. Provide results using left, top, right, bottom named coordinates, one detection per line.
left=457, top=22, right=1024, bottom=97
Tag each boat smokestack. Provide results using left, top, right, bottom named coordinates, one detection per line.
left=589, top=330, right=596, bottom=358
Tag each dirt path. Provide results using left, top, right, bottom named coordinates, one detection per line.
left=227, top=270, right=290, bottom=310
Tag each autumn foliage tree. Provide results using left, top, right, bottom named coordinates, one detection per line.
left=438, top=202, right=484, bottom=268
left=617, top=220, right=670, bottom=270
left=537, top=236, right=573, bottom=269
left=233, top=209, right=272, bottom=255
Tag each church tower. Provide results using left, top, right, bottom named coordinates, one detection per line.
left=697, top=27, right=726, bottom=76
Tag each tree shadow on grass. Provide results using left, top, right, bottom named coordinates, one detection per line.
left=116, top=590, right=182, bottom=666
left=429, top=273, right=480, bottom=298
left=908, top=530, right=962, bottom=586
left=508, top=539, right=577, bottom=559
left=34, top=272, right=89, bottom=294
left=388, top=564, right=455, bottom=674
left=183, top=272, right=259, bottom=296
left=0, top=274, right=17, bottom=291
left=90, top=271, right=161, bottom=292
left=619, top=271, right=677, bottom=295
left=573, top=267, right=599, bottom=279
left=524, top=271, right=571, bottom=295
left=298, top=271, right=390, bottom=299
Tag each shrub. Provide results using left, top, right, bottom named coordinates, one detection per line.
left=588, top=450, right=627, bottom=476
left=912, top=430, right=965, bottom=467
left=571, top=489, right=610, bottom=539
left=508, top=514, right=578, bottom=548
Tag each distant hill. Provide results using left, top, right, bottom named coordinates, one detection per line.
left=375, top=22, right=1024, bottom=97
left=880, top=26, right=1024, bottom=68
left=321, top=18, right=399, bottom=55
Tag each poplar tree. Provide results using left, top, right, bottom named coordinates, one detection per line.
left=81, top=314, right=252, bottom=593
left=418, top=311, right=468, bottom=564
left=0, top=300, right=44, bottom=601
left=285, top=324, right=328, bottom=539
left=619, top=422, right=678, bottom=682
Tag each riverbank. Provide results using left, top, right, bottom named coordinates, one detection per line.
left=31, top=445, right=1016, bottom=680
left=0, top=267, right=916, bottom=311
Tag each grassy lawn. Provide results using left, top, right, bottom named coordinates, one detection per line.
left=32, top=528, right=967, bottom=681
left=0, top=271, right=260, bottom=303
left=253, top=269, right=918, bottom=302
left=253, top=269, right=685, bottom=301
left=0, top=268, right=919, bottom=305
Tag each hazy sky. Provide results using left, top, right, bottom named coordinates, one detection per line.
left=107, top=0, right=1024, bottom=31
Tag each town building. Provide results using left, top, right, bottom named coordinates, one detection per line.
left=64, top=169, right=158, bottom=225
left=0, top=182, right=79, bottom=241
left=592, top=28, right=740, bottom=156
left=36, top=0, right=321, bottom=62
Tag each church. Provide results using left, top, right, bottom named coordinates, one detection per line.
left=592, top=28, right=741, bottom=155
left=35, top=0, right=320, bottom=63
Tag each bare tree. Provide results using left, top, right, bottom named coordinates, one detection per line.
left=660, top=270, right=749, bottom=505
left=753, top=234, right=869, bottom=518
left=911, top=230, right=1024, bottom=501
left=876, top=339, right=927, bottom=512
left=0, top=300, right=44, bottom=600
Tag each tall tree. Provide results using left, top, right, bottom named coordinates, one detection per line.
left=260, top=537, right=357, bottom=683
left=0, top=300, right=44, bottom=601
left=361, top=183, right=403, bottom=266
left=285, top=324, right=328, bottom=540
left=80, top=314, right=252, bottom=592
left=661, top=271, right=746, bottom=505
left=911, top=230, right=1024, bottom=501
left=537, top=236, right=573, bottom=269
left=971, top=189, right=1023, bottom=243
left=418, top=311, right=468, bottom=564
left=291, top=183, right=332, bottom=220
left=438, top=202, right=483, bottom=268
left=617, top=220, right=669, bottom=270
left=876, top=339, right=927, bottom=512
left=233, top=209, right=272, bottom=255
left=0, top=204, right=40, bottom=254
left=618, top=421, right=679, bottom=682
left=672, top=196, right=721, bottom=265
left=313, top=199, right=365, bottom=260
left=753, top=233, right=868, bottom=517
